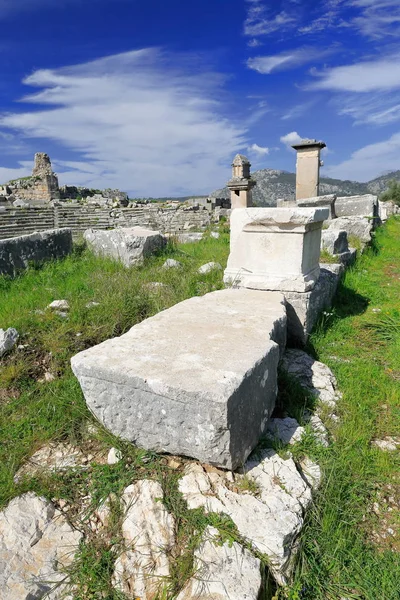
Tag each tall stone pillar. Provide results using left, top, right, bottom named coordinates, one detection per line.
left=227, top=154, right=256, bottom=209
left=291, top=139, right=326, bottom=200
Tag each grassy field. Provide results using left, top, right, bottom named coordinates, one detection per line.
left=1, top=218, right=399, bottom=599
left=287, top=217, right=400, bottom=600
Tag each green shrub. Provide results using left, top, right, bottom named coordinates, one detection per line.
left=380, top=179, right=400, bottom=206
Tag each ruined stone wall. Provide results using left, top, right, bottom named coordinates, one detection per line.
left=6, top=153, right=60, bottom=204
left=0, top=205, right=214, bottom=240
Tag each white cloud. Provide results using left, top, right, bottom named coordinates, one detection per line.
left=247, top=46, right=335, bottom=74
left=281, top=101, right=315, bottom=120
left=309, top=54, right=400, bottom=92
left=325, top=132, right=400, bottom=181
left=248, top=143, right=269, bottom=155
left=244, top=0, right=296, bottom=37
left=280, top=131, right=303, bottom=149
left=351, top=0, right=400, bottom=39
left=0, top=49, right=247, bottom=196
left=337, top=93, right=400, bottom=125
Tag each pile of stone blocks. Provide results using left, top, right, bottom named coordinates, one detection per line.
left=0, top=228, right=73, bottom=278
left=84, top=226, right=167, bottom=267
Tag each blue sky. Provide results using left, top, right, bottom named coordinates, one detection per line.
left=1, top=0, right=400, bottom=196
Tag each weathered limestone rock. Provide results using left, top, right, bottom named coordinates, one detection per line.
left=176, top=232, right=204, bottom=243
left=0, top=492, right=82, bottom=600
left=113, top=480, right=175, bottom=599
left=176, top=526, right=262, bottom=600
left=267, top=417, right=305, bottom=445
left=224, top=207, right=329, bottom=293
left=281, top=349, right=341, bottom=410
left=198, top=261, right=222, bottom=274
left=284, top=266, right=342, bottom=344
left=335, top=194, right=378, bottom=218
left=372, top=437, right=400, bottom=452
left=0, top=327, right=19, bottom=357
left=162, top=258, right=182, bottom=269
left=13, top=442, right=95, bottom=483
left=210, top=231, right=220, bottom=239
left=107, top=447, right=122, bottom=464
left=327, top=216, right=374, bottom=244
left=179, top=448, right=312, bottom=585
left=298, top=194, right=337, bottom=219
left=0, top=228, right=73, bottom=278
left=321, top=230, right=349, bottom=255
left=71, top=289, right=286, bottom=469
left=47, top=299, right=70, bottom=311
left=84, top=227, right=167, bottom=267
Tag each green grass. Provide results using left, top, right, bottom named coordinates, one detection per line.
left=2, top=219, right=400, bottom=599
left=283, top=217, right=400, bottom=600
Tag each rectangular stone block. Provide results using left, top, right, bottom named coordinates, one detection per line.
left=285, top=266, right=342, bottom=345
left=335, top=195, right=378, bottom=218
left=224, top=207, right=329, bottom=293
left=84, top=227, right=167, bottom=267
left=0, top=228, right=73, bottom=278
left=71, top=289, right=287, bottom=470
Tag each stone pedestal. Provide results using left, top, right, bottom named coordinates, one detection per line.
left=227, top=154, right=256, bottom=209
left=292, top=139, right=326, bottom=200
left=224, top=207, right=329, bottom=293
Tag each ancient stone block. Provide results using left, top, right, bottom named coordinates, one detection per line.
left=321, top=229, right=349, bottom=255
left=224, top=207, right=329, bottom=293
left=297, top=194, right=336, bottom=219
left=285, top=266, right=342, bottom=345
left=335, top=194, right=378, bottom=218
left=71, top=289, right=287, bottom=470
left=84, top=227, right=167, bottom=267
left=327, top=216, right=374, bottom=244
left=0, top=328, right=19, bottom=357
left=0, top=228, right=73, bottom=278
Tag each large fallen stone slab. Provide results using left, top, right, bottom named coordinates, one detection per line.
left=176, top=526, right=262, bottom=600
left=0, top=228, right=72, bottom=278
left=71, top=289, right=287, bottom=469
left=84, top=226, right=167, bottom=267
left=113, top=480, right=175, bottom=600
left=335, top=194, right=378, bottom=218
left=179, top=449, right=312, bottom=585
left=0, top=492, right=82, bottom=600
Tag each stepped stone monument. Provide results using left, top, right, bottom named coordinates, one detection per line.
left=226, top=154, right=256, bottom=209
left=224, top=207, right=329, bottom=293
left=292, top=139, right=326, bottom=200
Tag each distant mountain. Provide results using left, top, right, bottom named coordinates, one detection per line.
left=210, top=169, right=400, bottom=207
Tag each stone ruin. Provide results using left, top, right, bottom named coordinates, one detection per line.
left=0, top=153, right=60, bottom=207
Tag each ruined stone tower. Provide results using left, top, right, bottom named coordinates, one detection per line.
left=8, top=153, right=60, bottom=204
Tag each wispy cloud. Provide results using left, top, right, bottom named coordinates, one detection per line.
left=351, top=0, right=400, bottom=39
left=0, top=49, right=247, bottom=196
left=337, top=92, right=400, bottom=125
left=244, top=0, right=296, bottom=38
left=325, top=132, right=400, bottom=181
left=247, top=46, right=337, bottom=74
left=309, top=54, right=400, bottom=92
left=281, top=101, right=316, bottom=120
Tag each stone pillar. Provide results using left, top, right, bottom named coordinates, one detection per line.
left=223, top=207, right=329, bottom=293
left=291, top=139, right=326, bottom=200
left=226, top=154, right=256, bottom=209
